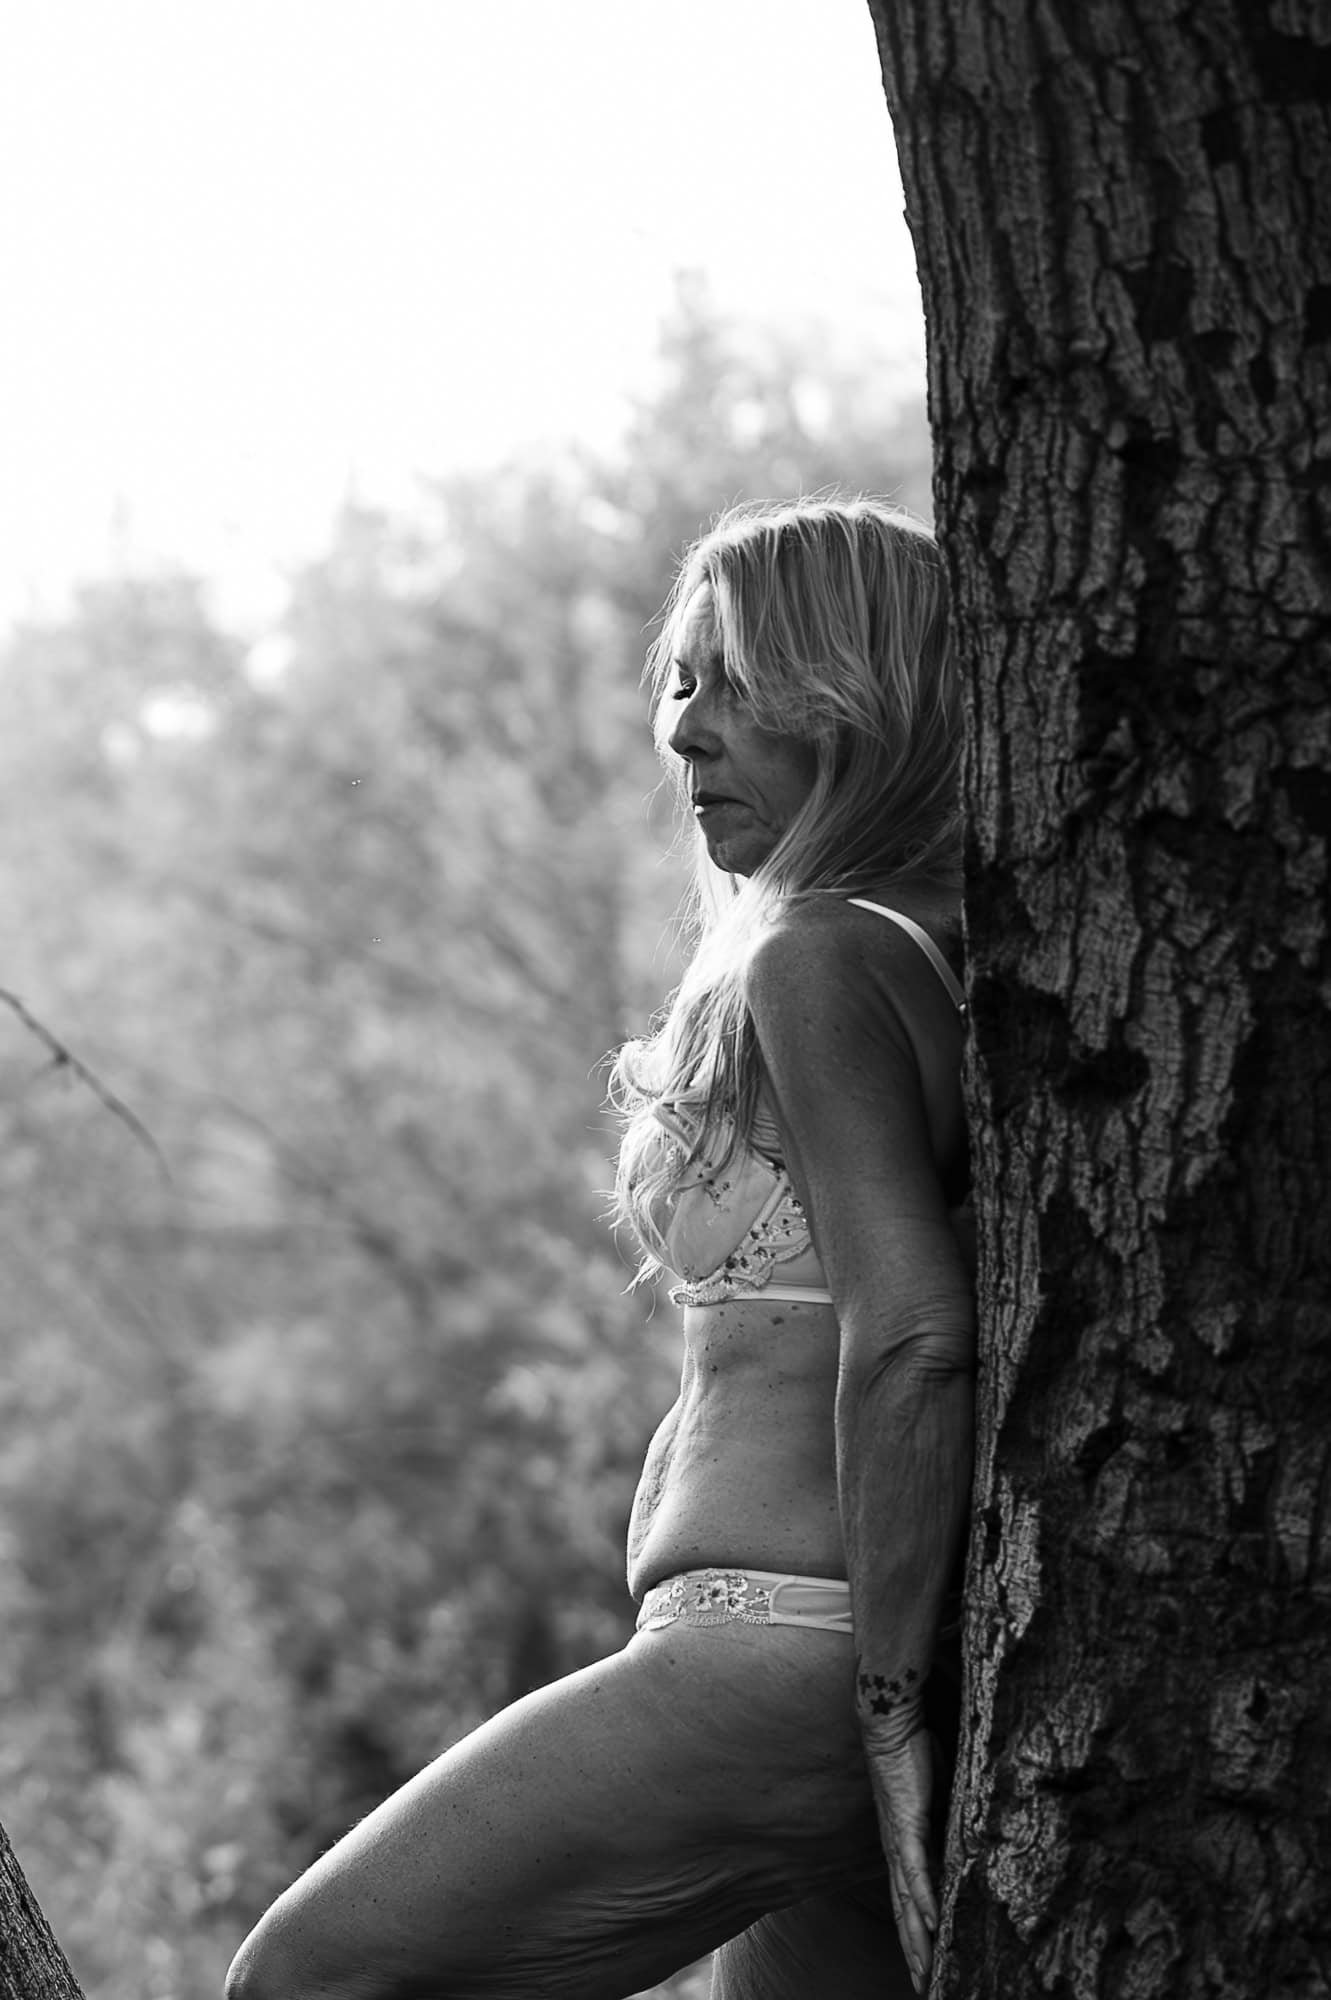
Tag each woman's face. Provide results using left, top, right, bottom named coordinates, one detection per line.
left=663, top=585, right=818, bottom=878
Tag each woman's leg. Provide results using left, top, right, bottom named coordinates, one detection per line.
left=708, top=1877, right=916, bottom=2000
left=227, top=1620, right=882, bottom=2000
left=709, top=1660, right=963, bottom=2000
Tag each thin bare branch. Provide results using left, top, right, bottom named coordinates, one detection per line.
left=0, top=988, right=172, bottom=1181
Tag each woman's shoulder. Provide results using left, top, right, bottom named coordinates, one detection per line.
left=744, top=890, right=961, bottom=996
left=737, top=896, right=854, bottom=1012
left=743, top=894, right=967, bottom=1174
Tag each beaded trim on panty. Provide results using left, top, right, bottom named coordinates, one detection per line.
left=635, top=1567, right=853, bottom=1634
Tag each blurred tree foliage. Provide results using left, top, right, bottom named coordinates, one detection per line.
left=0, top=282, right=929, bottom=2000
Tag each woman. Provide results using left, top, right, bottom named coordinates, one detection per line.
left=227, top=497, right=974, bottom=2000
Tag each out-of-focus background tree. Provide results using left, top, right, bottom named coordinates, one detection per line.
left=0, top=281, right=930, bottom=1998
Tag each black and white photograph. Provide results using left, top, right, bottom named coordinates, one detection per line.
left=1, top=5, right=1326, bottom=1998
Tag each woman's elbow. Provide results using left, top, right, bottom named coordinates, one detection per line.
left=839, top=1316, right=975, bottom=1398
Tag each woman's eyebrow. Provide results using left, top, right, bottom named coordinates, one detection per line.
left=672, top=645, right=722, bottom=674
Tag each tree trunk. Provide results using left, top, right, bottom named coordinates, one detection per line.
left=866, top=3, right=1331, bottom=1994
left=0, top=1825, right=84, bottom=2000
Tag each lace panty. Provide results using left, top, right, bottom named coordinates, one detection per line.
left=636, top=1567, right=853, bottom=1635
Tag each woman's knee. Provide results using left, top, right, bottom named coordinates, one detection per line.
left=223, top=1929, right=288, bottom=2000
left=224, top=1920, right=380, bottom=2000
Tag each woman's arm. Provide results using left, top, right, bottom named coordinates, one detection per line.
left=744, top=903, right=975, bottom=1995
left=838, top=1333, right=973, bottom=1994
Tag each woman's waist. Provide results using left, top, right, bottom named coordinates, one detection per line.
left=654, top=1342, right=841, bottom=1493
left=627, top=1435, right=844, bottom=1601
left=629, top=1521, right=848, bottom=1603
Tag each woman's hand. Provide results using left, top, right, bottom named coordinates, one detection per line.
left=867, top=1723, right=938, bottom=1995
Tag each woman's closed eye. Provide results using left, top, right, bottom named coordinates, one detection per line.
left=672, top=670, right=745, bottom=705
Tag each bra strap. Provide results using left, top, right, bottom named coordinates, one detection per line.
left=845, top=898, right=966, bottom=1014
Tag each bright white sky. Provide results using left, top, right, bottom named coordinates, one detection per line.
left=0, top=0, right=924, bottom=632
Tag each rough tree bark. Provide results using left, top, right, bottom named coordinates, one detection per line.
left=0, top=1825, right=84, bottom=2000
left=866, top=3, right=1331, bottom=1996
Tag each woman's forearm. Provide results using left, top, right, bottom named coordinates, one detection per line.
left=837, top=1342, right=974, bottom=1735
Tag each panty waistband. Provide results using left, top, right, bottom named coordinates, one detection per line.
left=635, top=1567, right=853, bottom=1635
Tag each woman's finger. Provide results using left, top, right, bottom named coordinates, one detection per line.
left=888, top=1853, right=934, bottom=1991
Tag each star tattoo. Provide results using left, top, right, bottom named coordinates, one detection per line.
left=855, top=1664, right=922, bottom=1713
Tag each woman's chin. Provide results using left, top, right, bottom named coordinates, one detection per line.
left=703, top=832, right=776, bottom=879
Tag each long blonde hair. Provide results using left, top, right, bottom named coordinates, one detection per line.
left=611, top=496, right=960, bottom=1272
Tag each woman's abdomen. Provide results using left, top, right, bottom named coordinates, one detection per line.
left=626, top=1300, right=846, bottom=1600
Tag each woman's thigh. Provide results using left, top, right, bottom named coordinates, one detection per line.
left=228, top=1621, right=883, bottom=2000
left=709, top=1876, right=916, bottom=2000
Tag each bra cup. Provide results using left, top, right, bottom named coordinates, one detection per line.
left=657, top=1116, right=787, bottom=1285
left=650, top=1102, right=828, bottom=1300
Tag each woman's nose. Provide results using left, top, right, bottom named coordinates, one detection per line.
left=666, top=693, right=717, bottom=764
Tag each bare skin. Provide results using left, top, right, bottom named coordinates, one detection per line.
left=226, top=1618, right=890, bottom=2000
left=627, top=1301, right=844, bottom=1589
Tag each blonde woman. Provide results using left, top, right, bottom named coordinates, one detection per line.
left=228, top=498, right=974, bottom=2000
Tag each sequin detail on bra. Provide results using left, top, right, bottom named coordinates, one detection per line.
left=651, top=1102, right=833, bottom=1309
left=667, top=1175, right=816, bottom=1307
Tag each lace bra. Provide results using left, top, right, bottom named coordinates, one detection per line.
left=654, top=1099, right=830, bottom=1307
left=655, top=900, right=966, bottom=1312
